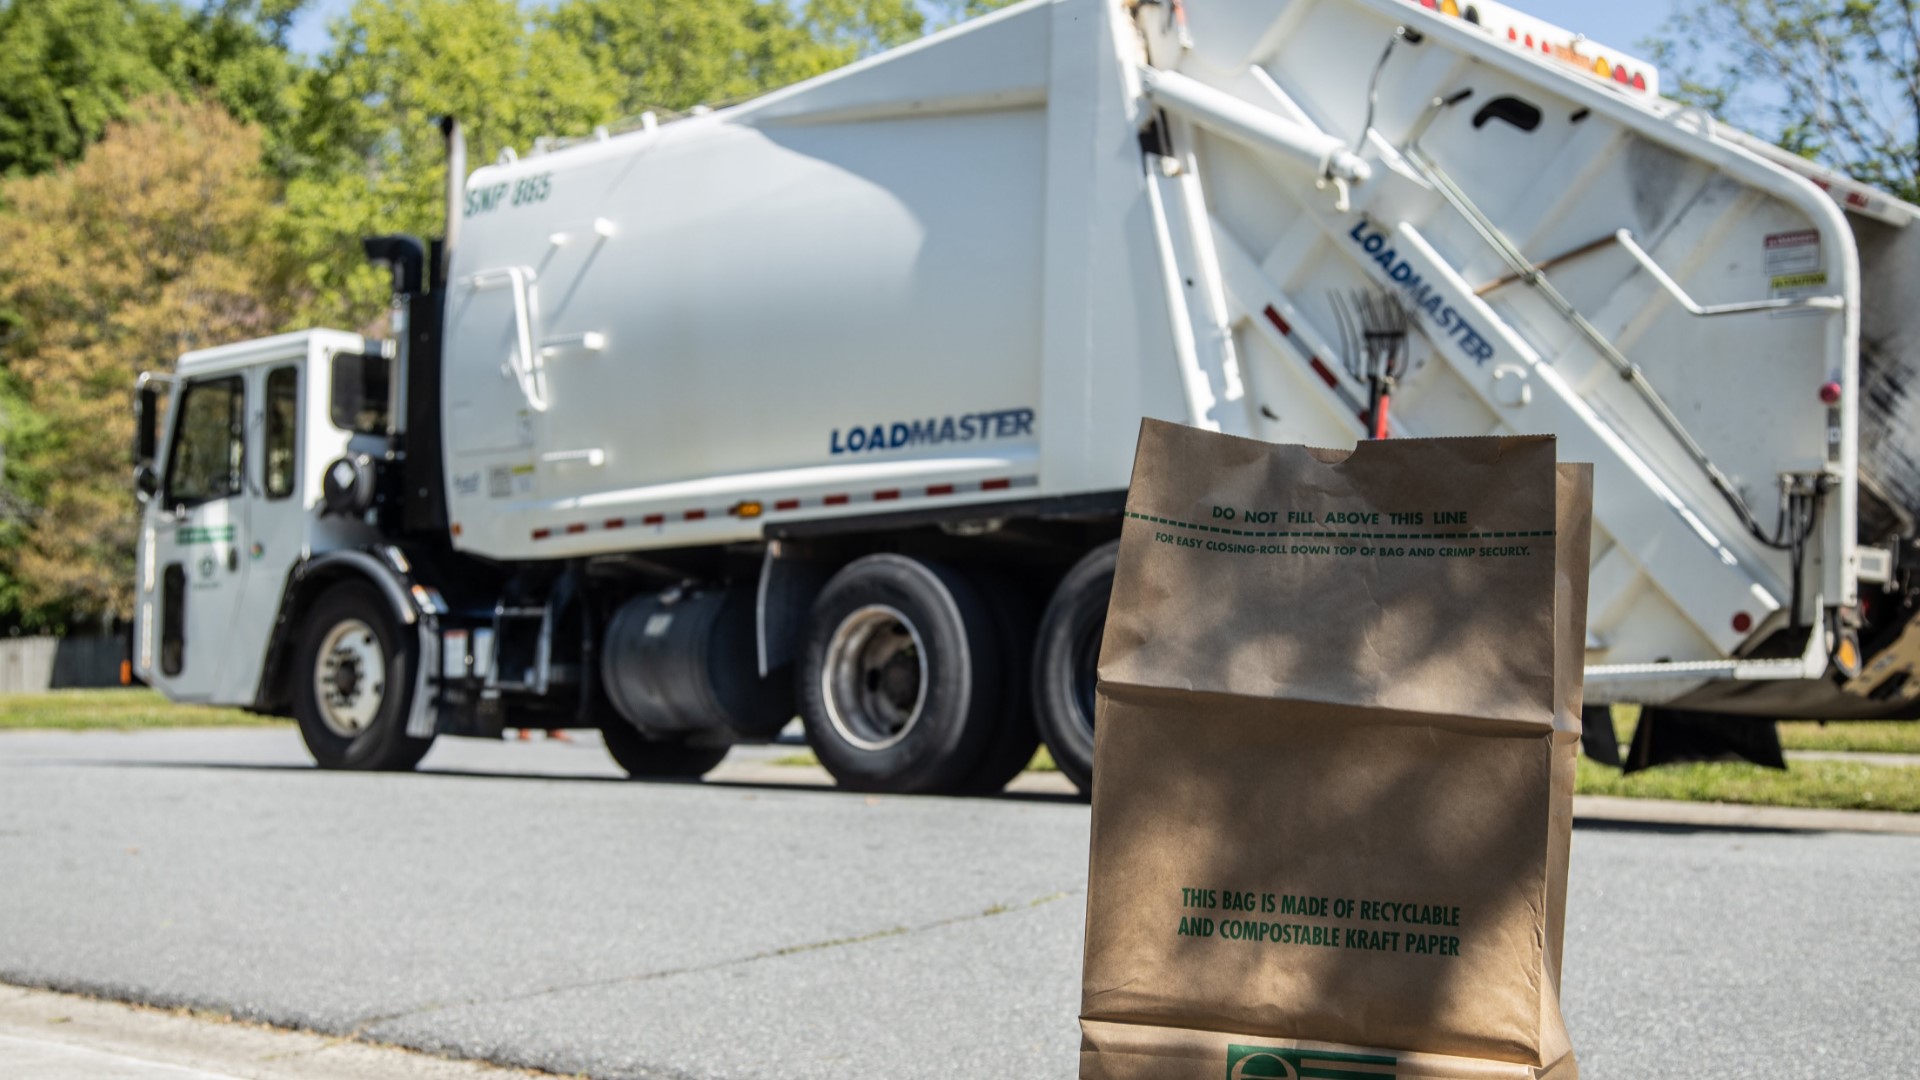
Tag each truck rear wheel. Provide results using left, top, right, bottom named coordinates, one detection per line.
left=293, top=580, right=432, bottom=771
left=600, top=719, right=731, bottom=779
left=797, top=554, right=1002, bottom=794
left=1032, top=541, right=1117, bottom=795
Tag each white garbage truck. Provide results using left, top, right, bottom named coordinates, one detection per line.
left=132, top=0, right=1920, bottom=792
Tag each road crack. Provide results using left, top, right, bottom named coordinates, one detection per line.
left=346, top=887, right=1082, bottom=1038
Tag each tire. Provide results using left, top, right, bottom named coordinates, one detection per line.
left=600, top=718, right=732, bottom=779
left=1032, top=541, right=1117, bottom=796
left=958, top=569, right=1041, bottom=794
left=293, top=580, right=433, bottom=771
left=797, top=554, right=1002, bottom=794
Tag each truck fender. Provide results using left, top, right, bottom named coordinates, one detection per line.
left=253, top=549, right=436, bottom=725
left=755, top=543, right=829, bottom=678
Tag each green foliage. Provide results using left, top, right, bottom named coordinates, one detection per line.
left=1652, top=0, right=1920, bottom=202
left=0, top=96, right=303, bottom=627
left=0, top=0, right=301, bottom=178
left=278, top=0, right=620, bottom=323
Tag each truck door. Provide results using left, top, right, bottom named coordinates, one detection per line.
left=221, top=363, right=308, bottom=703
left=148, top=372, right=251, bottom=703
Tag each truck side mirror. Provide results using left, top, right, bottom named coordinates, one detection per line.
left=134, top=462, right=160, bottom=503
left=136, top=383, right=162, bottom=463
left=134, top=381, right=166, bottom=503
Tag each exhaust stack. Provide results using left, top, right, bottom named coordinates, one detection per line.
left=441, top=117, right=465, bottom=288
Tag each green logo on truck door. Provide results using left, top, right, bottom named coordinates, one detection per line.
left=1226, top=1045, right=1396, bottom=1079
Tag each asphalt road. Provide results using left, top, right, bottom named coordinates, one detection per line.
left=0, top=728, right=1915, bottom=1079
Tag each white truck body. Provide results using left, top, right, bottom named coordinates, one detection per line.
left=135, top=0, right=1920, bottom=790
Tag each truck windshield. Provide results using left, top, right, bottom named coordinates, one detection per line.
left=164, top=375, right=245, bottom=507
left=330, top=351, right=390, bottom=434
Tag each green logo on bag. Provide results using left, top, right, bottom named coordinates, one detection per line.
left=1226, top=1044, right=1397, bottom=1079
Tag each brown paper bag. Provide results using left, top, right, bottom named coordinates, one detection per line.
left=1079, top=419, right=1592, bottom=1080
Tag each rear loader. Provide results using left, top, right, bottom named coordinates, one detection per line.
left=132, top=0, right=1920, bottom=791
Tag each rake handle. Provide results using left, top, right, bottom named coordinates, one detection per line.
left=1367, top=378, right=1393, bottom=440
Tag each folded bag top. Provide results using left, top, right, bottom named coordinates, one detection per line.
left=1101, top=419, right=1561, bottom=731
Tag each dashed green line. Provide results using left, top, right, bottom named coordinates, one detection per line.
left=1124, top=510, right=1554, bottom=541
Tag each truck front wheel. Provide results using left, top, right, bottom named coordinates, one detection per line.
left=1032, top=541, right=1117, bottom=795
left=797, top=554, right=1002, bottom=794
left=293, top=581, right=433, bottom=771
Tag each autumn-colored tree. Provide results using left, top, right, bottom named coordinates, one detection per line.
left=0, top=96, right=301, bottom=628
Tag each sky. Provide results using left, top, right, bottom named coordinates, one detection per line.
left=283, top=0, right=1679, bottom=61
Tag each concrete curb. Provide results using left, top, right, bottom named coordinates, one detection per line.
left=1571, top=794, right=1920, bottom=835
left=0, top=985, right=545, bottom=1079
left=712, top=760, right=1920, bottom=834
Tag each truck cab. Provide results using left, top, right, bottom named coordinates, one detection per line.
left=133, top=332, right=400, bottom=718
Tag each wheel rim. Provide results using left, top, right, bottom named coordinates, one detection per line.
left=313, top=617, right=385, bottom=738
left=822, top=604, right=928, bottom=751
left=1071, top=612, right=1105, bottom=735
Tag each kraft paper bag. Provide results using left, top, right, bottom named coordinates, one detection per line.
left=1079, top=419, right=1592, bottom=1080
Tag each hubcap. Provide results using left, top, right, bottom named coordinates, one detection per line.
left=313, top=618, right=385, bottom=737
left=822, top=605, right=927, bottom=751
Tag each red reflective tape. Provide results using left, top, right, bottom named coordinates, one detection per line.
left=642, top=513, right=665, bottom=526
left=926, top=484, right=955, bottom=496
left=684, top=509, right=707, bottom=521
left=1308, top=358, right=1340, bottom=388
left=824, top=494, right=850, bottom=506
left=604, top=518, right=625, bottom=530
left=532, top=528, right=553, bottom=540
left=1262, top=304, right=1291, bottom=337
left=981, top=478, right=1012, bottom=491
left=1848, top=191, right=1871, bottom=208
left=565, top=522, right=588, bottom=535
left=873, top=489, right=900, bottom=501
left=774, top=498, right=800, bottom=511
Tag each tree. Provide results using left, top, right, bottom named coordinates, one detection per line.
left=278, top=0, right=622, bottom=324
left=549, top=0, right=860, bottom=117
left=1653, top=0, right=1920, bottom=202
left=0, top=0, right=302, bottom=178
left=0, top=96, right=302, bottom=628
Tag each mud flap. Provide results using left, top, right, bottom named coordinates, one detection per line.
left=1579, top=705, right=1621, bottom=766
left=406, top=617, right=441, bottom=740
left=1624, top=707, right=1785, bottom=773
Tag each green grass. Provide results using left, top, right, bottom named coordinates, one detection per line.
left=773, top=720, right=1919, bottom=811
left=1777, top=720, right=1920, bottom=754
left=1575, top=756, right=1920, bottom=813
left=1607, top=706, right=1920, bottom=756
left=0, top=689, right=277, bottom=731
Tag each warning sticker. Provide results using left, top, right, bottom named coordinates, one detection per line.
left=1770, top=270, right=1829, bottom=319
left=1765, top=230, right=1822, bottom=276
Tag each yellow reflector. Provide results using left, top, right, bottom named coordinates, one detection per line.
left=1441, top=0, right=1459, bottom=14
left=734, top=501, right=764, bottom=519
left=1593, top=56, right=1611, bottom=77
left=1837, top=635, right=1862, bottom=677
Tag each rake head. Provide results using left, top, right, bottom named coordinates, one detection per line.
left=1331, top=289, right=1411, bottom=386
